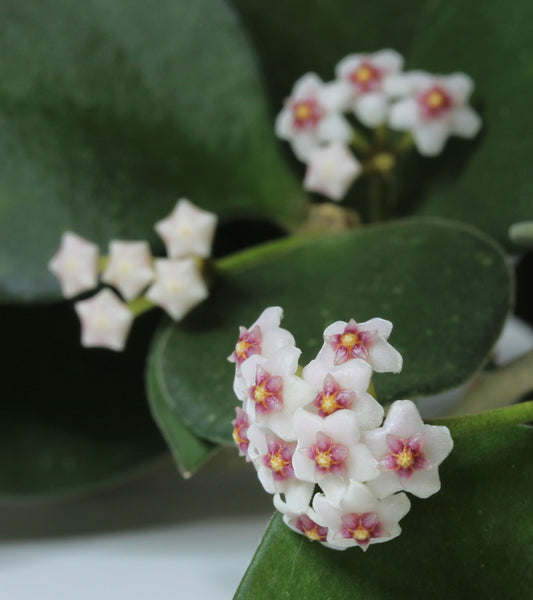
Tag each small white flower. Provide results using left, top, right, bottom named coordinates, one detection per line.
left=315, top=318, right=403, bottom=373
left=313, top=481, right=411, bottom=551
left=292, top=409, right=379, bottom=495
left=240, top=347, right=314, bottom=440
left=364, top=400, right=453, bottom=499
left=48, top=232, right=99, bottom=298
left=388, top=71, right=481, bottom=156
left=154, top=198, right=217, bottom=259
left=302, top=358, right=384, bottom=430
left=101, top=240, right=154, bottom=301
left=275, top=73, right=352, bottom=161
left=74, top=288, right=133, bottom=351
left=303, top=143, right=362, bottom=201
left=146, top=258, right=208, bottom=321
left=335, top=49, right=404, bottom=127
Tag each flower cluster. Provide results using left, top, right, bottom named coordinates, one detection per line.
left=48, top=199, right=217, bottom=351
left=229, top=307, right=453, bottom=550
left=276, top=49, right=481, bottom=201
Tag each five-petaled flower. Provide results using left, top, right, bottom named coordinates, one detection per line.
left=102, top=240, right=154, bottom=301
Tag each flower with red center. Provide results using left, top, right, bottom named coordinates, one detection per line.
left=290, top=98, right=324, bottom=130
left=340, top=512, right=384, bottom=549
left=232, top=407, right=251, bottom=460
left=308, top=431, right=348, bottom=477
left=313, top=374, right=355, bottom=417
left=275, top=73, right=352, bottom=161
left=263, top=438, right=296, bottom=482
left=334, top=50, right=404, bottom=126
left=292, top=515, right=329, bottom=542
left=229, top=325, right=262, bottom=366
left=388, top=70, right=481, bottom=156
left=315, top=317, right=403, bottom=373
left=313, top=481, right=411, bottom=551
left=364, top=400, right=453, bottom=499
left=380, top=433, right=432, bottom=484
left=249, top=365, right=284, bottom=416
left=326, top=319, right=375, bottom=365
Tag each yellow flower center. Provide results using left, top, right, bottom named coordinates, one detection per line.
left=294, top=103, right=312, bottom=120
left=395, top=448, right=415, bottom=469
left=304, top=526, right=323, bottom=541
left=269, top=450, right=289, bottom=473
left=319, top=392, right=340, bottom=415
left=253, top=383, right=269, bottom=405
left=355, top=66, right=373, bottom=83
left=315, top=450, right=333, bottom=469
left=340, top=332, right=360, bottom=350
left=426, top=90, right=445, bottom=108
left=353, top=524, right=371, bottom=541
left=235, top=340, right=251, bottom=360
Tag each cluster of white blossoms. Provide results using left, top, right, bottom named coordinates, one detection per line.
left=48, top=199, right=217, bottom=351
left=229, top=307, right=453, bottom=551
left=276, top=49, right=481, bottom=201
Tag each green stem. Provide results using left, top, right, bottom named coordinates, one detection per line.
left=374, top=124, right=388, bottom=146
left=394, top=132, right=414, bottom=154
left=428, top=399, right=533, bottom=438
left=449, top=350, right=533, bottom=416
left=367, top=175, right=387, bottom=223
left=127, top=296, right=156, bottom=317
left=351, top=127, right=372, bottom=154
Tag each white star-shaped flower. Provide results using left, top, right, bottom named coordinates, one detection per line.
left=388, top=71, right=481, bottom=156
left=74, top=288, right=133, bottom=351
left=146, top=258, right=209, bottom=321
left=364, top=400, right=453, bottom=499
left=303, top=143, right=362, bottom=201
left=275, top=73, right=352, bottom=161
left=101, top=240, right=154, bottom=301
left=154, top=198, right=217, bottom=259
left=48, top=232, right=99, bottom=298
left=335, top=49, right=404, bottom=127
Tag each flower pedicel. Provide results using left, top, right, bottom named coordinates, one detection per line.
left=229, top=307, right=453, bottom=551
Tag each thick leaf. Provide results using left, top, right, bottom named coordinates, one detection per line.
left=0, top=304, right=166, bottom=499
left=230, top=0, right=533, bottom=248
left=235, top=425, right=533, bottom=599
left=149, top=218, right=511, bottom=444
left=147, top=322, right=218, bottom=477
left=0, top=0, right=304, bottom=303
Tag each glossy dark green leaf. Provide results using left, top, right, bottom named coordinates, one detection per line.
left=235, top=426, right=533, bottom=600
left=230, top=0, right=533, bottom=248
left=0, top=304, right=166, bottom=500
left=149, top=218, right=511, bottom=444
left=0, top=0, right=304, bottom=303
left=147, top=322, right=218, bottom=477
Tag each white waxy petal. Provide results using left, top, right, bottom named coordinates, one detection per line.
left=452, top=106, right=482, bottom=138
left=74, top=288, right=133, bottom=352
left=303, top=143, right=361, bottom=201
left=48, top=232, right=99, bottom=298
left=355, top=93, right=389, bottom=127
left=413, top=120, right=450, bottom=156
left=317, top=113, right=353, bottom=145
left=372, top=49, right=404, bottom=73
left=445, top=73, right=474, bottom=103
left=293, top=72, right=325, bottom=98
left=154, top=198, right=217, bottom=259
left=101, top=240, right=154, bottom=301
left=146, top=258, right=208, bottom=321
left=389, top=98, right=419, bottom=129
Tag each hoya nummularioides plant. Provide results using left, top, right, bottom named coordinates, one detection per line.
left=48, top=198, right=217, bottom=351
left=275, top=50, right=481, bottom=207
left=229, top=307, right=453, bottom=551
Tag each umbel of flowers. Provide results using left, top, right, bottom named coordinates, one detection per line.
left=48, top=199, right=217, bottom=351
left=276, top=49, right=481, bottom=201
left=229, top=308, right=453, bottom=550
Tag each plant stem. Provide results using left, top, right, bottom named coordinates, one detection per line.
left=127, top=296, right=156, bottom=317
left=351, top=127, right=372, bottom=154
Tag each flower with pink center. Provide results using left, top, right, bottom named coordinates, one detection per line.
left=240, top=347, right=314, bottom=439
left=154, top=198, right=217, bottom=259
left=303, top=143, right=362, bottom=201
left=293, top=409, right=378, bottom=500
left=48, top=232, right=99, bottom=298
left=388, top=71, right=481, bottom=156
left=232, top=407, right=252, bottom=461
left=315, top=317, right=402, bottom=373
left=101, top=240, right=154, bottom=301
left=228, top=325, right=262, bottom=367
left=74, top=288, right=134, bottom=352
left=313, top=481, right=410, bottom=551
left=247, top=426, right=302, bottom=494
left=364, top=400, right=454, bottom=499
left=275, top=73, right=352, bottom=161
left=334, top=49, right=404, bottom=127
left=302, top=358, right=383, bottom=430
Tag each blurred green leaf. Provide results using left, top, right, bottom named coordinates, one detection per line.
left=147, top=321, right=218, bottom=477
left=0, top=0, right=305, bottom=303
left=235, top=425, right=533, bottom=600
left=230, top=0, right=533, bottom=248
left=0, top=304, right=166, bottom=500
left=149, top=218, right=511, bottom=444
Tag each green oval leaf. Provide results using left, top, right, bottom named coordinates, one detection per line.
left=235, top=425, right=533, bottom=599
left=0, top=304, right=166, bottom=500
left=149, top=218, right=512, bottom=444
left=0, top=0, right=304, bottom=303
